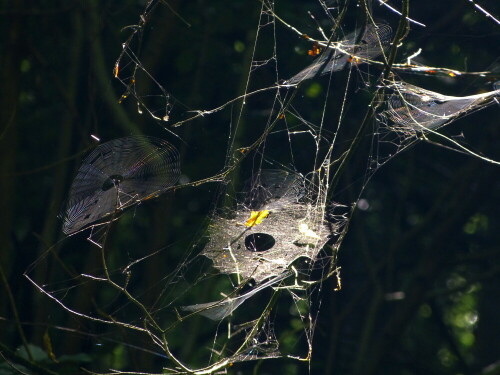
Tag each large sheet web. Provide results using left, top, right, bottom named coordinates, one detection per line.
left=203, top=170, right=333, bottom=283
left=26, top=1, right=500, bottom=373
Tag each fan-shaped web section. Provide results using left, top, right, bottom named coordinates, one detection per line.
left=62, top=136, right=180, bottom=235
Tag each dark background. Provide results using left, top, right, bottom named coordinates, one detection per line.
left=1, top=1, right=499, bottom=374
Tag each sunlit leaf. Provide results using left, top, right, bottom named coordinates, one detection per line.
left=245, top=210, right=270, bottom=227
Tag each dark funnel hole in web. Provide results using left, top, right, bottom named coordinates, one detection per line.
left=244, top=233, right=275, bottom=252
left=101, top=174, right=124, bottom=191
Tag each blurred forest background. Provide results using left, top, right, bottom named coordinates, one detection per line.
left=1, top=0, right=499, bottom=374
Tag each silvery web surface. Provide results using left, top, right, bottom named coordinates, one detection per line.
left=62, top=136, right=180, bottom=234
left=286, top=22, right=392, bottom=84
left=203, top=170, right=333, bottom=283
left=380, top=81, right=500, bottom=132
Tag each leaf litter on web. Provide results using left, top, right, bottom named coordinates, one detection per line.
left=202, top=169, right=334, bottom=283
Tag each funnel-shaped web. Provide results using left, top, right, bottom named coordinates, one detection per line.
left=181, top=270, right=293, bottom=320
left=203, top=170, right=333, bottom=283
left=380, top=81, right=500, bottom=132
left=286, top=22, right=392, bottom=84
left=62, top=136, right=180, bottom=235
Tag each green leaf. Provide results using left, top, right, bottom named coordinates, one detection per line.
left=16, top=345, right=49, bottom=362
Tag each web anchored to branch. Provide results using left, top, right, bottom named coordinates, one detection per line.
left=27, top=0, right=499, bottom=373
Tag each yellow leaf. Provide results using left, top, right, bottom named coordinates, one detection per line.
left=245, top=210, right=269, bottom=227
left=43, top=329, right=58, bottom=363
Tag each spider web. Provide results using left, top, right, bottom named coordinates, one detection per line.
left=25, top=0, right=500, bottom=374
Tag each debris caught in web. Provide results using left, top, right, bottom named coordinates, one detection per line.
left=286, top=22, right=392, bottom=84
left=62, top=136, right=180, bottom=235
left=203, top=170, right=333, bottom=283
